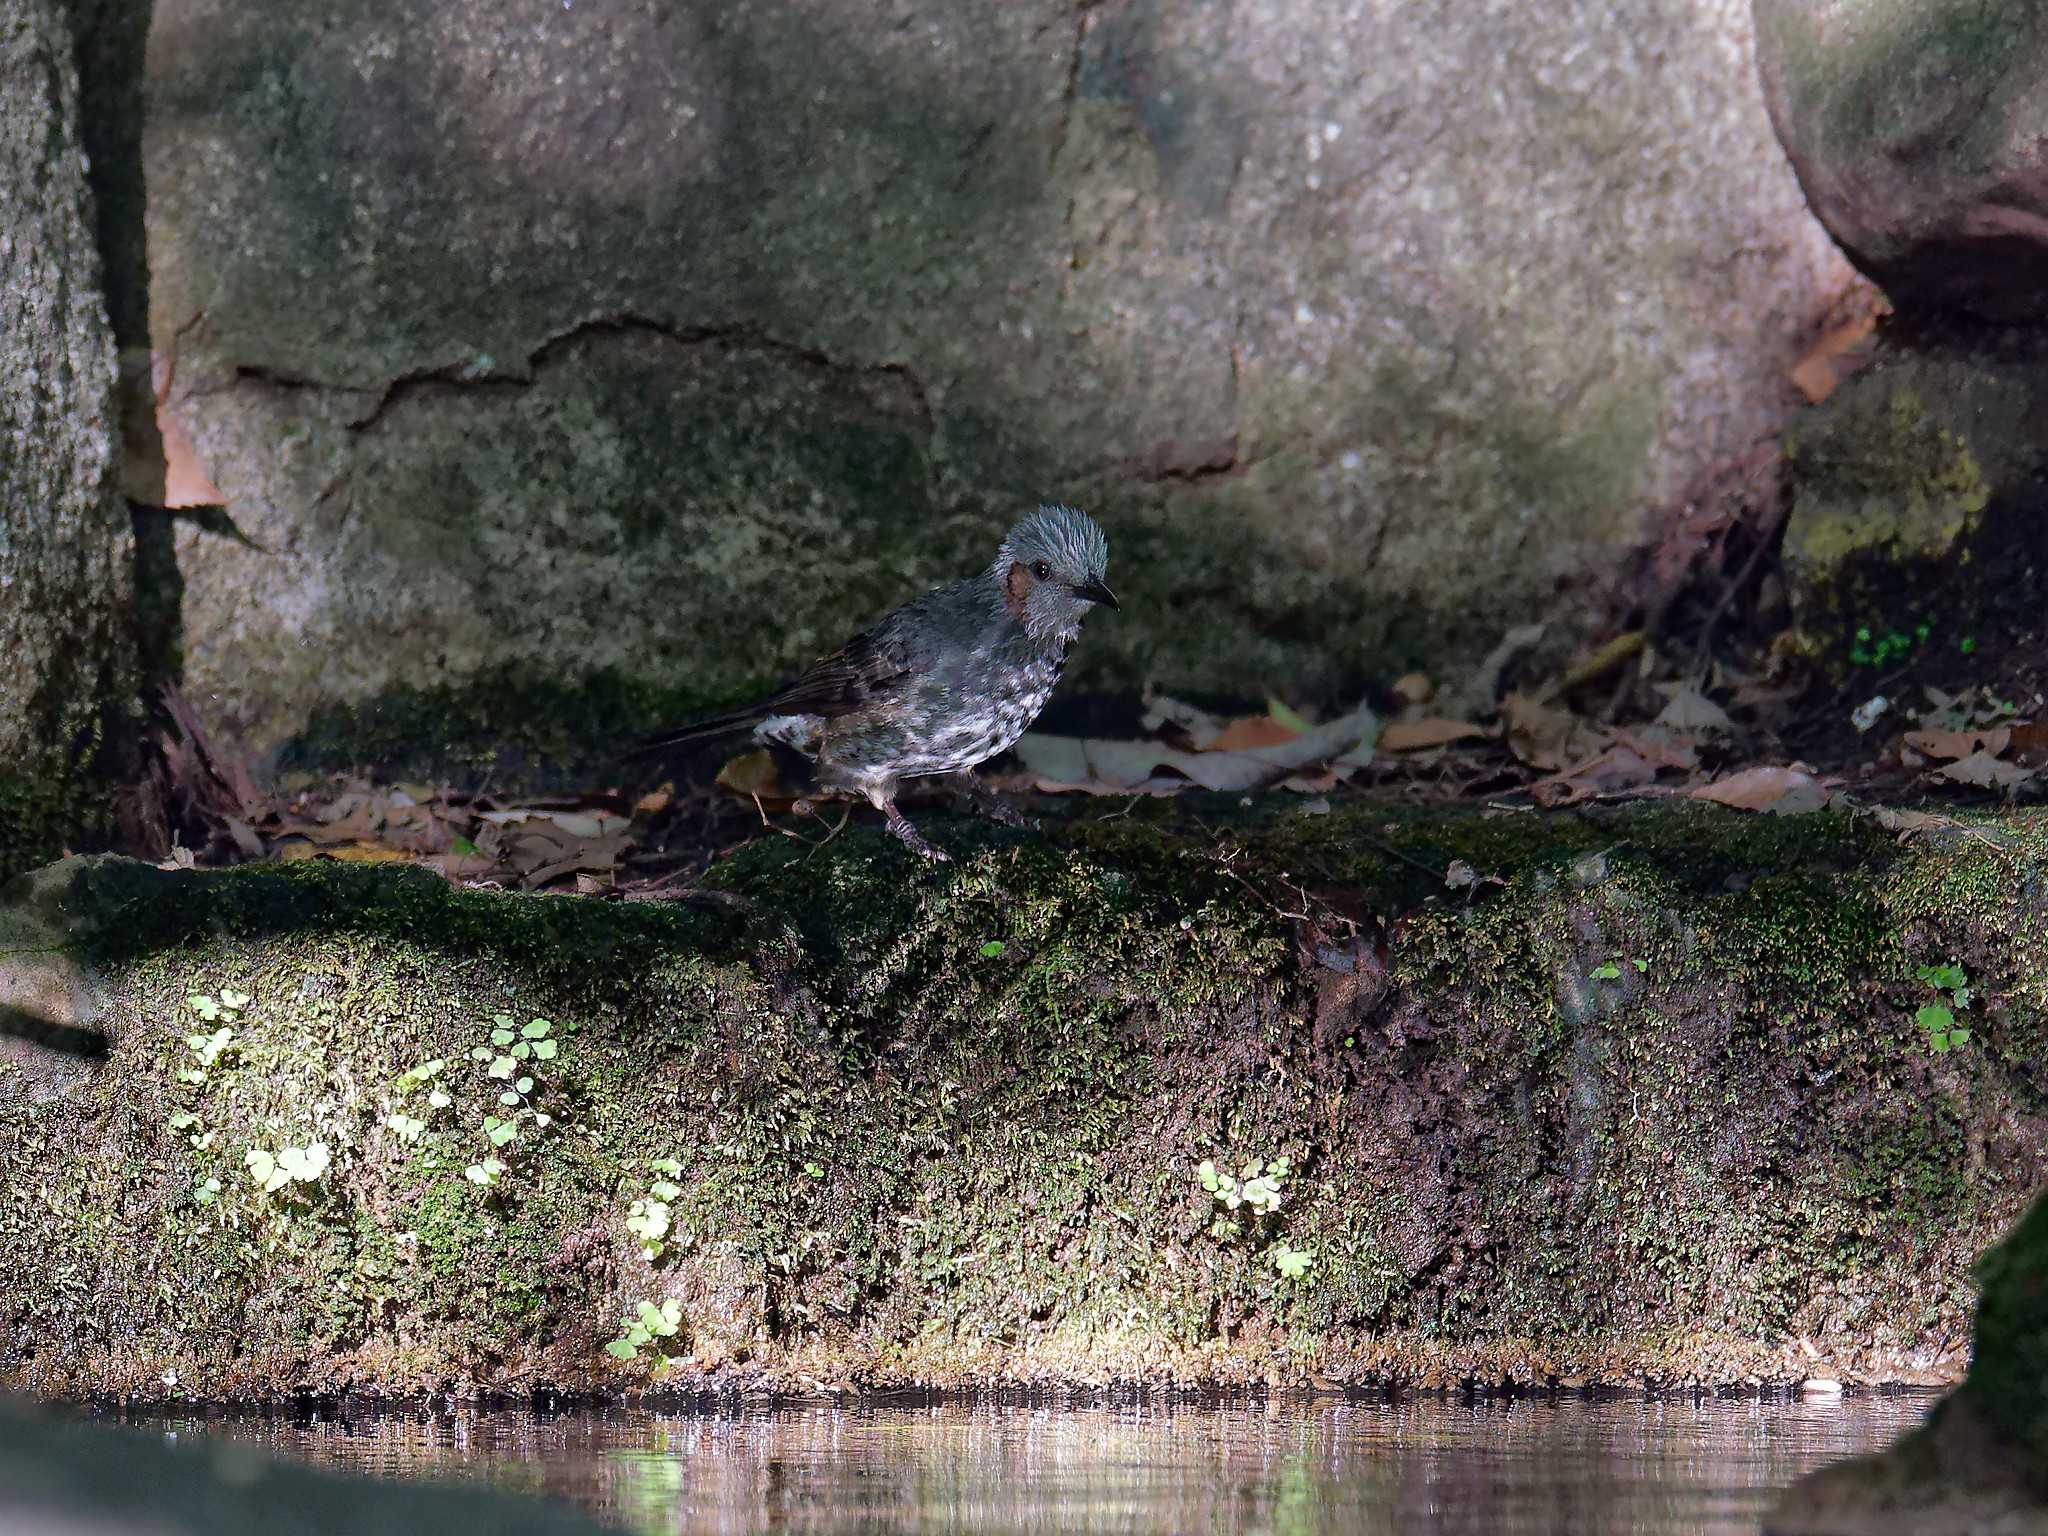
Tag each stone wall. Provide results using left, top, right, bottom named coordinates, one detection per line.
left=143, top=0, right=1853, bottom=762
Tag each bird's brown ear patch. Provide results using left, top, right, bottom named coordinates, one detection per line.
left=1003, top=559, right=1035, bottom=615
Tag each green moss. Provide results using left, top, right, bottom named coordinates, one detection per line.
left=1797, top=0, right=2031, bottom=164
left=0, top=760, right=110, bottom=885
left=3, top=801, right=2047, bottom=1397
left=1781, top=382, right=1995, bottom=658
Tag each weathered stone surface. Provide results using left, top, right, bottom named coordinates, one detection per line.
left=1755, top=0, right=2048, bottom=323
left=0, top=0, right=133, bottom=875
left=1779, top=327, right=2048, bottom=650
left=145, top=0, right=1850, bottom=763
left=1767, top=1194, right=2048, bottom=1536
left=1, top=800, right=2042, bottom=1399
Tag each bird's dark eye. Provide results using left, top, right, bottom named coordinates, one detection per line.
left=1030, top=560, right=1052, bottom=581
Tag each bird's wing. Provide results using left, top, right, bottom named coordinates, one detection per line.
left=757, top=614, right=920, bottom=720
left=628, top=599, right=934, bottom=760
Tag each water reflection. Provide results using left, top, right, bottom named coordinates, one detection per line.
left=128, top=1395, right=1930, bottom=1536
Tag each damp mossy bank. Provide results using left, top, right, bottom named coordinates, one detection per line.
left=3, top=797, right=2047, bottom=1401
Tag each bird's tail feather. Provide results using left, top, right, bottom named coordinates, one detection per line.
left=625, top=707, right=765, bottom=762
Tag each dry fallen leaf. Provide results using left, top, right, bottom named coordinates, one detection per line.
left=1503, top=692, right=1609, bottom=773
left=1204, top=714, right=1303, bottom=753
left=1140, top=694, right=1227, bottom=746
left=1689, top=765, right=1831, bottom=814
left=1015, top=707, right=1378, bottom=794
left=715, top=749, right=792, bottom=802
left=1904, top=727, right=2010, bottom=762
left=1379, top=717, right=1490, bottom=753
left=1390, top=672, right=1434, bottom=706
left=1870, top=807, right=1957, bottom=839
left=1613, top=727, right=1699, bottom=773
left=1540, top=631, right=1645, bottom=702
left=1932, top=750, right=2034, bottom=792
left=1869, top=805, right=2015, bottom=850
left=2009, top=721, right=2048, bottom=762
left=1653, top=687, right=1735, bottom=735
left=1526, top=745, right=1660, bottom=806
left=1788, top=287, right=1886, bottom=404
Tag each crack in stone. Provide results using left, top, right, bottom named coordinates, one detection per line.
left=1049, top=0, right=1093, bottom=178
left=1139, top=441, right=1250, bottom=487
left=222, top=316, right=939, bottom=440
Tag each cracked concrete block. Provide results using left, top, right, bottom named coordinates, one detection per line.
left=147, top=0, right=1850, bottom=767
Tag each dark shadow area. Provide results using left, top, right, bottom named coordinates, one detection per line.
left=0, top=1004, right=108, bottom=1060
left=0, top=1400, right=612, bottom=1536
left=62, top=0, right=152, bottom=354
left=56, top=854, right=747, bottom=981
left=48, top=795, right=1910, bottom=983
left=129, top=501, right=185, bottom=692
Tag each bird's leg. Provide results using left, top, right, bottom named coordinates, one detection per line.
left=954, top=771, right=1033, bottom=830
left=880, top=797, right=950, bottom=863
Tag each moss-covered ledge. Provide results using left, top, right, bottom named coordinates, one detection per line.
left=2, top=798, right=2046, bottom=1401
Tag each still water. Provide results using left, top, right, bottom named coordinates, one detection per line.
left=130, top=1395, right=1929, bottom=1535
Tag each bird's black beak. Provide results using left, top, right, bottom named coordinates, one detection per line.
left=1075, top=577, right=1120, bottom=610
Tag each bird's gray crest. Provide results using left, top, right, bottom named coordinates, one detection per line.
left=997, top=503, right=1110, bottom=583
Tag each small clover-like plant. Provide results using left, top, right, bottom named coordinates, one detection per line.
left=464, top=1156, right=507, bottom=1187
left=1850, top=622, right=1929, bottom=669
left=605, top=1298, right=682, bottom=1361
left=396, top=1058, right=447, bottom=1091
left=166, top=1110, right=214, bottom=1151
left=490, top=1015, right=559, bottom=1063
left=178, top=1026, right=237, bottom=1085
left=388, top=1058, right=453, bottom=1141
left=626, top=1173, right=684, bottom=1261
left=186, top=988, right=248, bottom=1025
left=1269, top=1241, right=1316, bottom=1281
left=1915, top=962, right=1974, bottom=1053
left=468, top=1018, right=560, bottom=1156
left=1199, top=1155, right=1290, bottom=1217
left=245, top=1141, right=330, bottom=1194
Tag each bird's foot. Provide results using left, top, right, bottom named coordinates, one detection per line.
left=882, top=801, right=951, bottom=863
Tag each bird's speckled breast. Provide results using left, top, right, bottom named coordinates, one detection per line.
left=983, top=650, right=1062, bottom=758
left=811, top=637, right=1066, bottom=790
